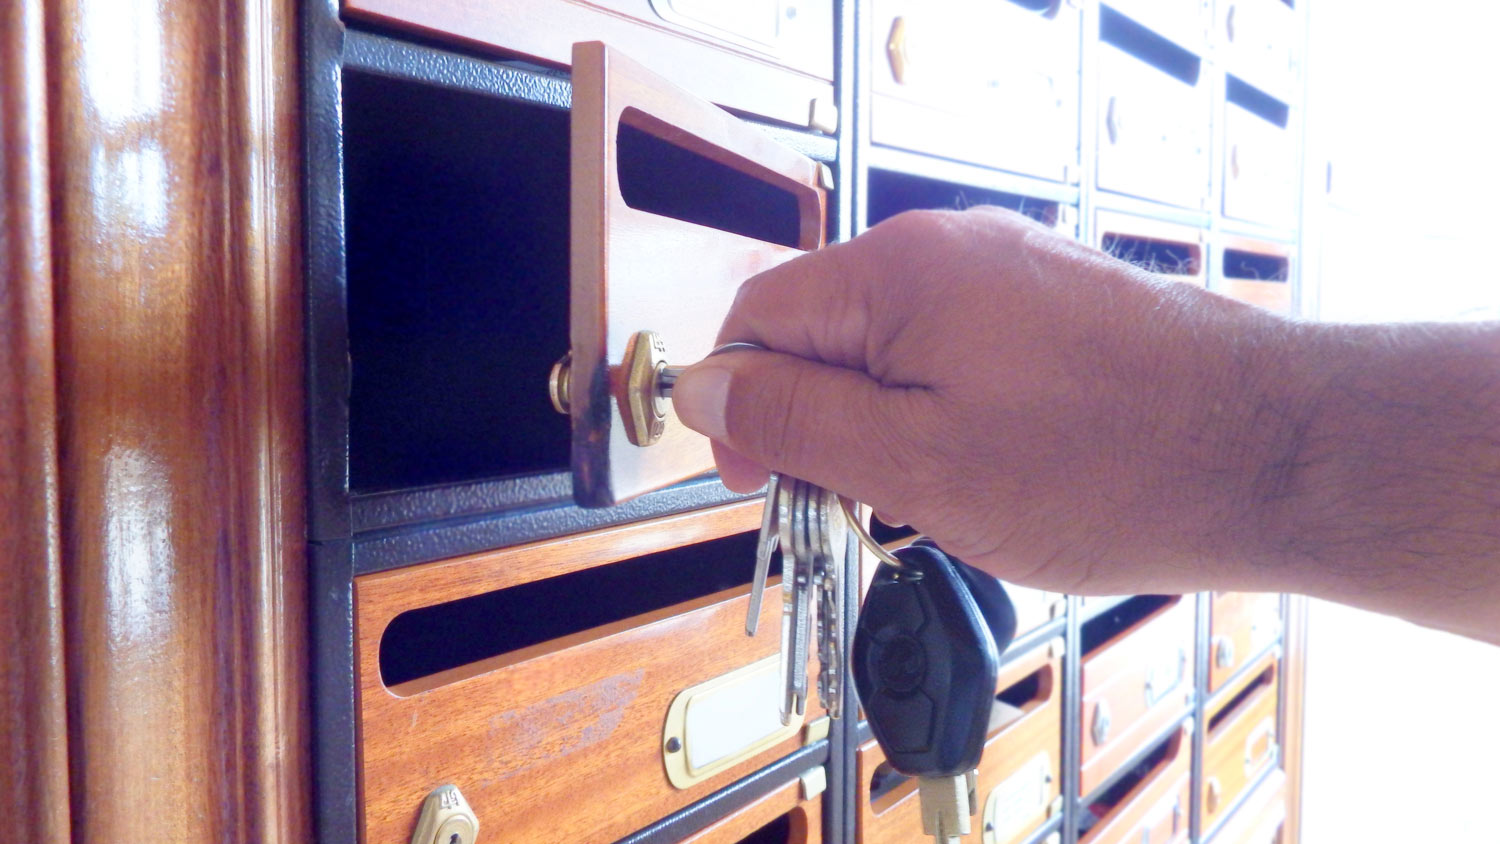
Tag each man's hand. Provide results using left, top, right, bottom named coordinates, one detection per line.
left=671, top=207, right=1500, bottom=642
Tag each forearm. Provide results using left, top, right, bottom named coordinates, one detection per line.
left=1233, top=321, right=1500, bottom=641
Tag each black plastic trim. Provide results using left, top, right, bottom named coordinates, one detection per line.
left=309, top=539, right=358, bottom=844
left=867, top=145, right=1082, bottom=206
left=304, top=0, right=351, bottom=541
left=350, top=480, right=759, bottom=574
left=1078, top=706, right=1195, bottom=808
left=611, top=740, right=831, bottom=844
left=344, top=28, right=572, bottom=110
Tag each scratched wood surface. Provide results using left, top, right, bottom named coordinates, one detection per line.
left=0, top=0, right=70, bottom=837
left=340, top=0, right=833, bottom=128
left=857, top=646, right=1062, bottom=844
left=1080, top=599, right=1195, bottom=795
left=44, top=0, right=309, bottom=841
left=1208, top=592, right=1283, bottom=694
left=356, top=501, right=828, bottom=844
left=1079, top=724, right=1192, bottom=844
left=570, top=40, right=828, bottom=505
left=1202, top=658, right=1279, bottom=832
left=676, top=780, right=822, bottom=844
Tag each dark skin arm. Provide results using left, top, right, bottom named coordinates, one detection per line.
left=671, top=206, right=1500, bottom=644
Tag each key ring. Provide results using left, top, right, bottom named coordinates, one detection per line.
left=697, top=340, right=915, bottom=569
left=839, top=498, right=915, bottom=570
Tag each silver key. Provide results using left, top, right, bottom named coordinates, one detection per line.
left=918, top=771, right=977, bottom=844
left=812, top=486, right=847, bottom=720
left=749, top=475, right=851, bottom=725
left=746, top=472, right=782, bottom=636
left=780, top=479, right=815, bottom=723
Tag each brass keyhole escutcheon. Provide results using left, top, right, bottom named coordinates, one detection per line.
left=621, top=330, right=672, bottom=446
left=410, top=784, right=479, bottom=844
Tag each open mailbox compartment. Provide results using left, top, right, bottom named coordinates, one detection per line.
left=338, top=42, right=830, bottom=518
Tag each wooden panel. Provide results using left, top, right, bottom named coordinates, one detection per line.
left=857, top=646, right=1062, bottom=844
left=0, top=0, right=70, bottom=837
left=355, top=502, right=827, bottom=844
left=1209, top=592, right=1281, bottom=693
left=677, top=779, right=822, bottom=844
left=1223, top=102, right=1298, bottom=229
left=1202, top=658, right=1279, bottom=832
left=1096, top=43, right=1210, bottom=210
left=45, top=0, right=310, bottom=842
left=571, top=41, right=828, bottom=505
left=870, top=0, right=1080, bottom=182
left=1081, top=600, right=1194, bottom=796
left=341, top=0, right=833, bottom=130
left=1094, top=210, right=1208, bottom=286
left=1217, top=235, right=1293, bottom=315
left=1207, top=770, right=1285, bottom=844
left=1079, top=725, right=1192, bottom=844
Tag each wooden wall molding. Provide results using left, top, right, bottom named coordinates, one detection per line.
left=1, top=0, right=71, bottom=839
left=44, top=0, right=309, bottom=841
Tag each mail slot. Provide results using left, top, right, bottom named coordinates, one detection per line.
left=1078, top=723, right=1192, bottom=844
left=1096, top=9, right=1211, bottom=210
left=675, top=777, right=825, bottom=844
left=871, top=0, right=1081, bottom=182
left=1209, top=592, right=1281, bottom=693
left=1095, top=210, right=1207, bottom=285
left=354, top=501, right=826, bottom=844
left=1203, top=656, right=1279, bottom=833
left=867, top=169, right=1067, bottom=231
left=1214, top=236, right=1293, bottom=314
left=1079, top=596, right=1194, bottom=796
left=857, top=644, right=1063, bottom=844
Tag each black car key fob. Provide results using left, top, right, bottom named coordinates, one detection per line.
left=852, top=543, right=1002, bottom=777
left=914, top=538, right=1018, bottom=656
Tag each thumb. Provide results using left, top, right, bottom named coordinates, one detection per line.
left=672, top=348, right=926, bottom=507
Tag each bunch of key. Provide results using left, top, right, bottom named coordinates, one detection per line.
left=747, top=474, right=1017, bottom=844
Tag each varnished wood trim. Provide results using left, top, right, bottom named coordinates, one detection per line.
left=0, top=0, right=70, bottom=838
left=45, top=0, right=308, bottom=840
left=356, top=498, right=763, bottom=615
left=1279, top=595, right=1308, bottom=844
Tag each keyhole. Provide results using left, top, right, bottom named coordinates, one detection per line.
left=449, top=834, right=461, bottom=844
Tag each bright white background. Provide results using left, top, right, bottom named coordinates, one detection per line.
left=1298, top=2, right=1500, bottom=841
